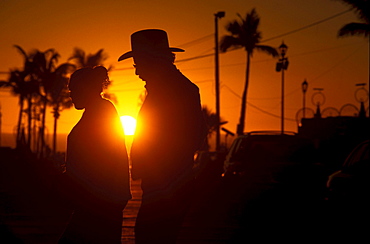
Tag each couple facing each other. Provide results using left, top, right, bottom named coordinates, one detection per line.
left=59, top=29, right=207, bottom=244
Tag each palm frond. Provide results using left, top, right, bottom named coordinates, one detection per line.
left=242, top=9, right=260, bottom=36
left=220, top=36, right=241, bottom=52
left=55, top=63, right=76, bottom=75
left=68, top=47, right=86, bottom=68
left=336, top=0, right=370, bottom=22
left=13, top=45, right=28, bottom=59
left=225, top=20, right=243, bottom=36
left=338, top=22, right=370, bottom=36
left=47, top=52, right=61, bottom=72
left=255, top=45, right=279, bottom=58
left=86, top=49, right=108, bottom=68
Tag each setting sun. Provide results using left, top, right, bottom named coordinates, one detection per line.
left=120, top=115, right=137, bottom=136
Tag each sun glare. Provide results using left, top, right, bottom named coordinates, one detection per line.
left=120, top=115, right=137, bottom=136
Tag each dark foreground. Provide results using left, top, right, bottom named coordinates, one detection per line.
left=1, top=147, right=368, bottom=243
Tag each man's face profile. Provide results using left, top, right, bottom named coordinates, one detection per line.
left=133, top=55, right=156, bottom=81
left=133, top=53, right=174, bottom=82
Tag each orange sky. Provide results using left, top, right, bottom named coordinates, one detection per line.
left=0, top=0, right=368, bottom=144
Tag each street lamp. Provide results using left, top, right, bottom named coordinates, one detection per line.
left=214, top=11, right=225, bottom=152
left=276, top=41, right=289, bottom=134
left=302, top=79, right=308, bottom=118
left=0, top=103, right=2, bottom=147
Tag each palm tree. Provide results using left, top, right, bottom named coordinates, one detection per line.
left=68, top=47, right=110, bottom=69
left=30, top=49, right=60, bottom=157
left=32, top=49, right=76, bottom=156
left=336, top=0, right=370, bottom=111
left=3, top=46, right=41, bottom=148
left=0, top=69, right=29, bottom=146
left=220, top=8, right=279, bottom=135
left=1, top=46, right=75, bottom=154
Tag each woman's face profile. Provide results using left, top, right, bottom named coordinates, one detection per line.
left=68, top=67, right=105, bottom=110
left=69, top=84, right=87, bottom=110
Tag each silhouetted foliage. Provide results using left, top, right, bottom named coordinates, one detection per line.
left=336, top=0, right=370, bottom=111
left=47, top=63, right=76, bottom=153
left=1, top=46, right=75, bottom=156
left=220, top=8, right=278, bottom=135
left=2, top=46, right=42, bottom=148
left=30, top=48, right=76, bottom=156
left=68, top=48, right=109, bottom=69
left=336, top=0, right=370, bottom=37
left=201, top=106, right=226, bottom=151
left=68, top=48, right=117, bottom=104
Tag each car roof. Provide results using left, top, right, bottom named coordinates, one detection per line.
left=245, top=130, right=297, bottom=136
left=235, top=131, right=297, bottom=139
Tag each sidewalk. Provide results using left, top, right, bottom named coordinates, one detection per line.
left=121, top=179, right=140, bottom=244
left=125, top=178, right=240, bottom=244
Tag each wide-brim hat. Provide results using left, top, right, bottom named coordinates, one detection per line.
left=118, top=29, right=184, bottom=61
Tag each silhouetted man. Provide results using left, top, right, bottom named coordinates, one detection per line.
left=118, top=29, right=206, bottom=244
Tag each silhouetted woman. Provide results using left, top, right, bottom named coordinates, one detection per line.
left=59, top=66, right=131, bottom=244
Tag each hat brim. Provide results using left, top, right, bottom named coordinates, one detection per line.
left=118, top=47, right=184, bottom=61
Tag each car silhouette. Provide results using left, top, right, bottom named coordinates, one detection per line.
left=326, top=139, right=369, bottom=203
left=325, top=139, right=369, bottom=242
left=223, top=130, right=317, bottom=177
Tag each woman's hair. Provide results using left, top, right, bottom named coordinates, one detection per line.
left=69, top=66, right=109, bottom=90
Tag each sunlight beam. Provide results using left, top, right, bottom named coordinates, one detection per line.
left=120, top=115, right=137, bottom=136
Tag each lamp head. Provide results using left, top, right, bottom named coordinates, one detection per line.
left=302, top=79, right=308, bottom=92
left=279, top=41, right=288, bottom=56
left=215, top=11, right=225, bottom=18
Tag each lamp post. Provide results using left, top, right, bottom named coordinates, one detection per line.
left=214, top=11, right=225, bottom=152
left=302, top=79, right=308, bottom=119
left=276, top=41, right=289, bottom=134
left=0, top=103, right=2, bottom=147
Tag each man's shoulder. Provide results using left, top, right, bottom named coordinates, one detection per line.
left=175, top=71, right=199, bottom=92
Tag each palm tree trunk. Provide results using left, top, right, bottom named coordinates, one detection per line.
left=52, top=104, right=60, bottom=154
left=53, top=112, right=57, bottom=154
left=39, top=98, right=47, bottom=158
left=237, top=52, right=251, bottom=135
left=16, top=97, right=24, bottom=147
left=26, top=96, right=32, bottom=148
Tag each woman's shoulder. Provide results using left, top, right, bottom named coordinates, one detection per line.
left=99, top=98, right=118, bottom=113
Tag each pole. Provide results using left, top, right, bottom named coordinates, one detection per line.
left=281, top=64, right=284, bottom=134
left=303, top=89, right=306, bottom=119
left=0, top=103, right=2, bottom=147
left=277, top=42, right=288, bottom=135
left=215, top=14, right=220, bottom=151
left=301, top=80, right=308, bottom=123
left=214, top=11, right=224, bottom=151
